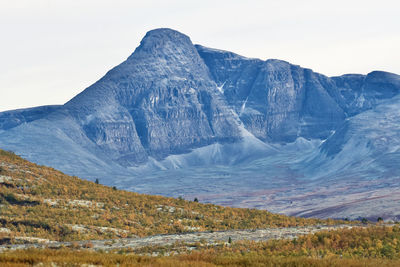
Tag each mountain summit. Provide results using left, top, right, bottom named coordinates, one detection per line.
left=1, top=28, right=400, bottom=220
left=64, top=28, right=241, bottom=165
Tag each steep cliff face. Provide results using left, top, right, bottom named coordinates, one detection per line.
left=196, top=45, right=346, bottom=142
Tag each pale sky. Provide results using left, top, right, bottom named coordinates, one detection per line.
left=1, top=0, right=399, bottom=112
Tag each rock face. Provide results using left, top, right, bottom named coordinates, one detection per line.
left=63, top=29, right=241, bottom=165
left=1, top=28, right=400, bottom=220
left=197, top=45, right=346, bottom=142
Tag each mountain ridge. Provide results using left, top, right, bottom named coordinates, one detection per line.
left=1, top=28, right=399, bottom=220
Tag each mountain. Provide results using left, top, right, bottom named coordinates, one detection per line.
left=0, top=28, right=399, bottom=220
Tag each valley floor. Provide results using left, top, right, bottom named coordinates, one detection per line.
left=1, top=224, right=400, bottom=267
left=0, top=224, right=355, bottom=252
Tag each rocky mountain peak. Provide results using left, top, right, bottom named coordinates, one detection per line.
left=127, top=28, right=197, bottom=62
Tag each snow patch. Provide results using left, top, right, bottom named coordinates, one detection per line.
left=216, top=82, right=226, bottom=94
left=240, top=97, right=248, bottom=115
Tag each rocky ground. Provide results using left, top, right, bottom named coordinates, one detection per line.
left=0, top=224, right=361, bottom=252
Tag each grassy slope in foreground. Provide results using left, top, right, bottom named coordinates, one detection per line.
left=0, top=149, right=344, bottom=242
left=1, top=226, right=400, bottom=266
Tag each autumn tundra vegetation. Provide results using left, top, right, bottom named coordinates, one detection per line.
left=1, top=148, right=400, bottom=266
left=1, top=226, right=400, bottom=266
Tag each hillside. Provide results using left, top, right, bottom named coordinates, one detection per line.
left=0, top=149, right=339, bottom=243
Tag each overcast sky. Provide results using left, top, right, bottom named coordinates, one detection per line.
left=1, top=0, right=399, bottom=112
